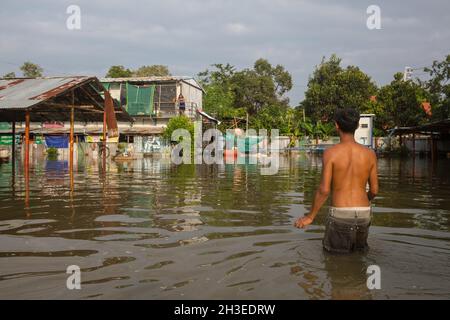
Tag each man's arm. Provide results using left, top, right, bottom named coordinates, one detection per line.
left=367, top=151, right=379, bottom=201
left=295, top=150, right=333, bottom=228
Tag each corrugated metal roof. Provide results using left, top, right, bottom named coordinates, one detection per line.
left=197, top=109, right=220, bottom=124
left=0, top=76, right=92, bottom=110
left=389, top=119, right=450, bottom=135
left=100, top=76, right=204, bottom=92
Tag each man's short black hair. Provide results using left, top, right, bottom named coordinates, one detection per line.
left=333, top=108, right=360, bottom=134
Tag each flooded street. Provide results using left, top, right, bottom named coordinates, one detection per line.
left=0, top=155, right=449, bottom=299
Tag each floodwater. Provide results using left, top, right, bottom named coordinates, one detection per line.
left=0, top=154, right=449, bottom=300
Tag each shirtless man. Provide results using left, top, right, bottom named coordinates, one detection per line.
left=294, top=108, right=379, bottom=253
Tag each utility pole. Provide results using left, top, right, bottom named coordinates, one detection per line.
left=403, top=66, right=413, bottom=81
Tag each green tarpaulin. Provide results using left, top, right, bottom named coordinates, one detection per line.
left=0, top=135, right=20, bottom=145
left=126, top=83, right=155, bottom=116
left=225, top=134, right=263, bottom=153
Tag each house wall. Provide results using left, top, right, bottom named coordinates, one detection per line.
left=355, top=115, right=374, bottom=147
left=177, top=81, right=203, bottom=118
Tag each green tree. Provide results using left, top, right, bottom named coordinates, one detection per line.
left=232, top=59, right=292, bottom=115
left=20, top=61, right=43, bottom=77
left=2, top=72, right=16, bottom=79
left=198, top=63, right=237, bottom=121
left=422, top=54, right=450, bottom=120
left=377, top=73, right=430, bottom=128
left=300, top=54, right=377, bottom=122
left=199, top=60, right=293, bottom=132
left=251, top=103, right=291, bottom=135
left=134, top=65, right=171, bottom=77
left=105, top=65, right=133, bottom=78
left=162, top=115, right=194, bottom=142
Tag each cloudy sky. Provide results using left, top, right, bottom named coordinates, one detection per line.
left=1, top=0, right=449, bottom=104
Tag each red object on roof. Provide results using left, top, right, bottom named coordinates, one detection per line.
left=421, top=102, right=432, bottom=117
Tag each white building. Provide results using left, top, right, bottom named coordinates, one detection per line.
left=355, top=114, right=375, bottom=148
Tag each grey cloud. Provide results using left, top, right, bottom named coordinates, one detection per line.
left=0, top=0, right=449, bottom=104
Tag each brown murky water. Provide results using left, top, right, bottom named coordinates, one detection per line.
left=0, top=154, right=449, bottom=299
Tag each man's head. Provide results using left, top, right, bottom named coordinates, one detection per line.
left=333, top=108, right=360, bottom=134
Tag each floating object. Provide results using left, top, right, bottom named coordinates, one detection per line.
left=224, top=149, right=237, bottom=158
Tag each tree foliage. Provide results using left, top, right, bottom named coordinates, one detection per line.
left=105, top=65, right=133, bottom=78
left=106, top=65, right=171, bottom=78
left=300, top=54, right=377, bottom=122
left=374, top=73, right=430, bottom=129
left=198, top=59, right=293, bottom=133
left=2, top=72, right=16, bottom=79
left=20, top=61, right=43, bottom=78
left=134, top=65, right=171, bottom=77
left=421, top=54, right=450, bottom=120
left=162, top=115, right=194, bottom=142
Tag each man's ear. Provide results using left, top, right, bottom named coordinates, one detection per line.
left=334, top=121, right=339, bottom=131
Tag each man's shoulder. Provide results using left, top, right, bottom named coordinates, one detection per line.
left=323, top=145, right=341, bottom=160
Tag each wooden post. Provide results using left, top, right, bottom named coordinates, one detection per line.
left=11, top=120, right=16, bottom=195
left=70, top=90, right=75, bottom=173
left=70, top=90, right=75, bottom=192
left=24, top=111, right=30, bottom=211
left=11, top=120, right=16, bottom=171
left=102, top=105, right=107, bottom=171
left=25, top=110, right=30, bottom=168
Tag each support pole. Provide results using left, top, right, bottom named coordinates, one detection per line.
left=11, top=120, right=16, bottom=195
left=102, top=105, right=107, bottom=172
left=412, top=134, right=416, bottom=158
left=25, top=111, right=30, bottom=169
left=12, top=120, right=16, bottom=172
left=70, top=90, right=75, bottom=192
left=70, top=90, right=75, bottom=173
left=24, top=111, right=30, bottom=211
left=246, top=112, right=249, bottom=132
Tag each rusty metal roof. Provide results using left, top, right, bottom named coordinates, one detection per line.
left=0, top=76, right=133, bottom=123
left=0, top=76, right=92, bottom=109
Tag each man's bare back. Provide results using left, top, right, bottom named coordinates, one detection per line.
left=294, top=108, right=378, bottom=230
left=327, top=141, right=378, bottom=207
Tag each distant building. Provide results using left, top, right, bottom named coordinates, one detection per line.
left=355, top=114, right=375, bottom=148
left=100, top=76, right=204, bottom=136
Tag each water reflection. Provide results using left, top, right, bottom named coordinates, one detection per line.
left=0, top=154, right=449, bottom=299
